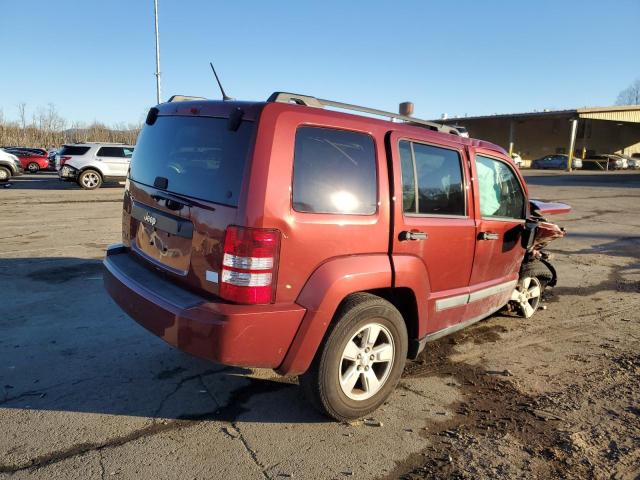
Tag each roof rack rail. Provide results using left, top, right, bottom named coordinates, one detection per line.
left=168, top=95, right=207, bottom=103
left=267, top=92, right=460, bottom=135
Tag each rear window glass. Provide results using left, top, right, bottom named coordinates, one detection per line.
left=59, top=146, right=90, bottom=156
left=130, top=116, right=255, bottom=206
left=97, top=147, right=125, bottom=157
left=292, top=127, right=377, bottom=215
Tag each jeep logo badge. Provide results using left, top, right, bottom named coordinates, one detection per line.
left=143, top=213, right=157, bottom=226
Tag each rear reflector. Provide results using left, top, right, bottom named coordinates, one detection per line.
left=219, top=226, right=280, bottom=304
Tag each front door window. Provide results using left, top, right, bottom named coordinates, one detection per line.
left=476, top=155, right=525, bottom=219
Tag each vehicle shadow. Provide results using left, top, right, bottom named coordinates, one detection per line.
left=0, top=256, right=325, bottom=424
left=4, top=172, right=124, bottom=190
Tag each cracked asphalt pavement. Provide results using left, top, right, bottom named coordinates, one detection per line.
left=1, top=171, right=639, bottom=479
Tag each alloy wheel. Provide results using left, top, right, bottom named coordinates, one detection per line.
left=81, top=172, right=100, bottom=189
left=511, top=276, right=542, bottom=318
left=339, top=322, right=395, bottom=401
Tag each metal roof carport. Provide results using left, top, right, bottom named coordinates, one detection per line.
left=440, top=106, right=640, bottom=168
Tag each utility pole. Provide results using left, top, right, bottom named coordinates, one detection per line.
left=567, top=118, right=578, bottom=172
left=153, top=0, right=161, bottom=104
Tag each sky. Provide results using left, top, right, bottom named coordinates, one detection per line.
left=1, top=0, right=639, bottom=126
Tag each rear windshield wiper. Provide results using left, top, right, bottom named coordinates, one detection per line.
left=151, top=192, right=193, bottom=210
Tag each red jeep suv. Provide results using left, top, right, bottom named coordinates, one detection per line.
left=104, top=92, right=565, bottom=421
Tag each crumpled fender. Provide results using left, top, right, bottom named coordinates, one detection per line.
left=276, top=254, right=392, bottom=375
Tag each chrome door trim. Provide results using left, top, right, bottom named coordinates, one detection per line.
left=468, top=280, right=518, bottom=303
left=435, top=292, right=469, bottom=311
left=435, top=279, right=517, bottom=311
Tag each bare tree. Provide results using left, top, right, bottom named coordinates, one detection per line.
left=616, top=79, right=640, bottom=105
left=0, top=103, right=141, bottom=148
left=17, top=102, right=27, bottom=129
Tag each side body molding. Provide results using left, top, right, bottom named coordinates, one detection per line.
left=276, top=254, right=392, bottom=375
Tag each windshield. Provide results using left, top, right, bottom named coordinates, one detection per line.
left=130, top=115, right=255, bottom=206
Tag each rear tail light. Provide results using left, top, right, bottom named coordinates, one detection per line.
left=219, top=226, right=280, bottom=304
left=60, top=156, right=71, bottom=165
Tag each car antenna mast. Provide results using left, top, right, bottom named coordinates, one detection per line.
left=209, top=62, right=233, bottom=101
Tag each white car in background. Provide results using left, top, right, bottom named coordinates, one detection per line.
left=56, top=143, right=134, bottom=190
left=0, top=148, right=24, bottom=182
left=511, top=153, right=523, bottom=168
left=451, top=125, right=469, bottom=138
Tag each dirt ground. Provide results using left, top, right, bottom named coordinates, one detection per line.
left=0, top=171, right=639, bottom=479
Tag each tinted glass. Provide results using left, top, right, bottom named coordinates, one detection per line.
left=412, top=143, right=465, bottom=215
left=399, top=140, right=416, bottom=213
left=97, top=147, right=124, bottom=157
left=123, top=147, right=134, bottom=158
left=130, top=116, right=254, bottom=206
left=59, top=146, right=90, bottom=156
left=292, top=127, right=377, bottom=215
left=476, top=155, right=525, bottom=219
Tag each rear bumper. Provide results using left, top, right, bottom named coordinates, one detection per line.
left=58, top=165, right=78, bottom=180
left=103, top=244, right=306, bottom=369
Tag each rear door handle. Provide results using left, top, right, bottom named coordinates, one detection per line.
left=479, top=232, right=500, bottom=241
left=399, top=230, right=428, bottom=241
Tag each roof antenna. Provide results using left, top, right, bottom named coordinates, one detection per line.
left=210, top=62, right=233, bottom=101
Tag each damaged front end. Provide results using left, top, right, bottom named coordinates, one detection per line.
left=509, top=200, right=570, bottom=318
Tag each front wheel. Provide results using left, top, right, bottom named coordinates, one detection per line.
left=0, top=166, right=10, bottom=182
left=78, top=169, right=102, bottom=190
left=510, top=261, right=553, bottom=318
left=299, top=293, right=408, bottom=421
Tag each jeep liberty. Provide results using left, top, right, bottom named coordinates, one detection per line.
left=104, top=92, right=568, bottom=421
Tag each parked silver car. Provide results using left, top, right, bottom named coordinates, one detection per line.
left=582, top=154, right=627, bottom=170
left=617, top=154, right=639, bottom=169
left=57, top=143, right=135, bottom=189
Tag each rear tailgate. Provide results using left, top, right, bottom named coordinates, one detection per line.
left=124, top=111, right=256, bottom=297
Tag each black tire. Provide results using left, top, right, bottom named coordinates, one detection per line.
left=27, top=162, right=39, bottom=173
left=78, top=169, right=102, bottom=190
left=520, top=260, right=553, bottom=288
left=299, top=293, right=408, bottom=421
left=0, top=166, right=10, bottom=182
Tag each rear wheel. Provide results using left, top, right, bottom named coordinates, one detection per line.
left=78, top=169, right=102, bottom=190
left=0, top=167, right=10, bottom=182
left=299, top=293, right=408, bottom=421
left=27, top=162, right=39, bottom=173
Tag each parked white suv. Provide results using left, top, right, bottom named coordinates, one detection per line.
left=57, top=143, right=134, bottom=190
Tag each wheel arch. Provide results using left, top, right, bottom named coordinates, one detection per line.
left=277, top=254, right=427, bottom=375
left=79, top=165, right=105, bottom=178
left=277, top=254, right=392, bottom=375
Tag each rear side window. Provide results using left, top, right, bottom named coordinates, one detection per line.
left=399, top=140, right=465, bottom=216
left=476, top=155, right=525, bottom=219
left=130, top=116, right=254, bottom=206
left=97, top=147, right=125, bottom=157
left=292, top=127, right=377, bottom=215
left=123, top=147, right=134, bottom=158
left=59, top=146, right=90, bottom=156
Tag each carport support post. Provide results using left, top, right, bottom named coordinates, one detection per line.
left=508, top=120, right=515, bottom=156
left=567, top=119, right=578, bottom=172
